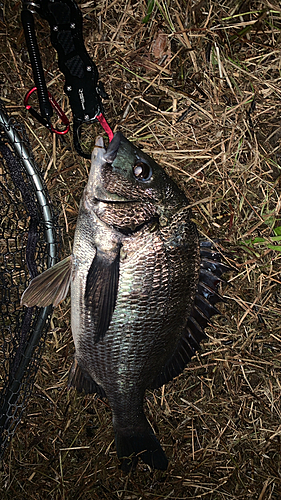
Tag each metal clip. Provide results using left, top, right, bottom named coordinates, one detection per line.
left=24, top=87, right=70, bottom=135
left=21, top=1, right=41, bottom=14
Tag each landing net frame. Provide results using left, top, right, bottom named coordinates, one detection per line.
left=0, top=100, right=59, bottom=460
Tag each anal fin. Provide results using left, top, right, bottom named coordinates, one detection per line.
left=68, top=358, right=106, bottom=398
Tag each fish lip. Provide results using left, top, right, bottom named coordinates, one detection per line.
left=103, top=131, right=123, bottom=163
left=93, top=135, right=106, bottom=157
left=92, top=196, right=142, bottom=205
left=87, top=134, right=130, bottom=203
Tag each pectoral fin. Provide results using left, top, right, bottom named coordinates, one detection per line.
left=85, top=246, right=120, bottom=342
left=21, top=256, right=72, bottom=307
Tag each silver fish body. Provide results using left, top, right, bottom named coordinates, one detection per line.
left=69, top=133, right=200, bottom=469
left=21, top=132, right=226, bottom=471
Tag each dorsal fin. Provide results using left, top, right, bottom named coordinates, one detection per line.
left=150, top=242, right=230, bottom=389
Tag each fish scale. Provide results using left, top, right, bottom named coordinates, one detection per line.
left=21, top=132, right=229, bottom=471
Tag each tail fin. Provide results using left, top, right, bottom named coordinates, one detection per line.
left=115, top=426, right=168, bottom=471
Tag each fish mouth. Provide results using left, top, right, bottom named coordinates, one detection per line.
left=93, top=197, right=138, bottom=205
left=87, top=135, right=129, bottom=203
left=103, top=131, right=123, bottom=163
left=88, top=134, right=141, bottom=204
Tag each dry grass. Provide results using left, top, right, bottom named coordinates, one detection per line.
left=1, top=0, right=281, bottom=498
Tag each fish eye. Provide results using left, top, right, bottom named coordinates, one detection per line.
left=133, top=161, right=152, bottom=181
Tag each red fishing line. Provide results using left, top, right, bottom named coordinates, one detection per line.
left=96, top=113, right=114, bottom=142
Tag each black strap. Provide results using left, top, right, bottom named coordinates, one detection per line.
left=21, top=8, right=53, bottom=124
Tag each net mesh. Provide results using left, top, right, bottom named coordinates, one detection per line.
left=0, top=100, right=60, bottom=460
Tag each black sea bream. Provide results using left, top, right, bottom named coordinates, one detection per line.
left=22, top=132, right=227, bottom=470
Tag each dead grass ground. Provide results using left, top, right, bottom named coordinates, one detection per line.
left=0, top=0, right=281, bottom=498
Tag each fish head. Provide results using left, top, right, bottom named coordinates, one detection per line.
left=85, top=132, right=188, bottom=231
left=88, top=132, right=185, bottom=203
